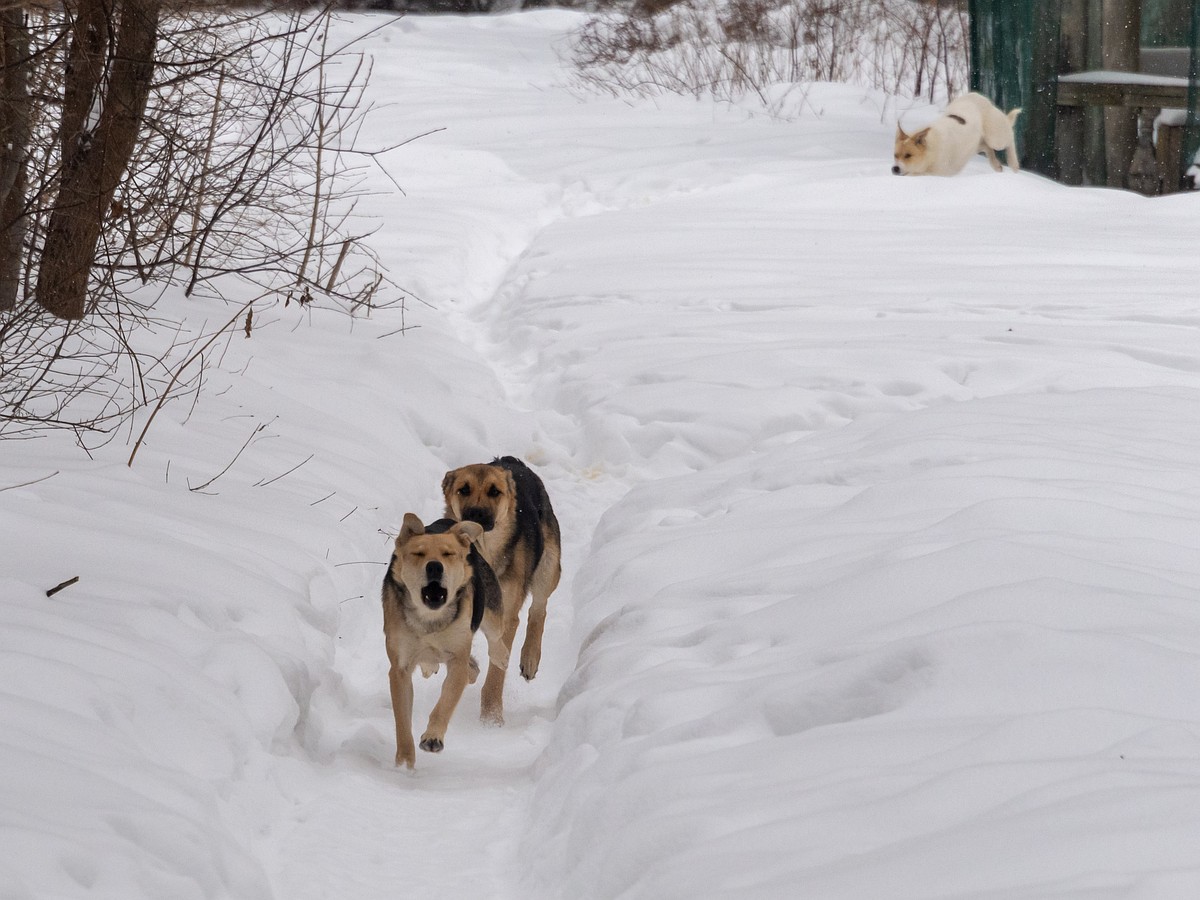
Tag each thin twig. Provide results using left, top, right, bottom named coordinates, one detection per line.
left=185, top=66, right=224, bottom=269
left=188, top=420, right=268, bottom=492
left=377, top=322, right=417, bottom=340
left=127, top=299, right=252, bottom=468
left=254, top=453, right=313, bottom=488
left=351, top=128, right=447, bottom=196
left=296, top=24, right=329, bottom=287
left=0, top=470, right=59, bottom=492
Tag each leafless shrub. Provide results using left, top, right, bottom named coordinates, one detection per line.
left=570, top=0, right=968, bottom=105
left=868, top=0, right=968, bottom=101
left=0, top=6, right=403, bottom=444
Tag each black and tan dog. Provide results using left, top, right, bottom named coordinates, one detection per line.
left=381, top=513, right=501, bottom=769
left=442, top=456, right=561, bottom=725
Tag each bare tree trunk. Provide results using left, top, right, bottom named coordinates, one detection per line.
left=0, top=9, right=31, bottom=312
left=36, top=0, right=160, bottom=320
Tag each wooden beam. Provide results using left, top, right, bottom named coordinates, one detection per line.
left=1057, top=76, right=1190, bottom=108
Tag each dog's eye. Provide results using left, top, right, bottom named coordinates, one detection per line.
left=411, top=551, right=425, bottom=559
left=904, top=153, right=912, bottom=159
left=487, top=486, right=501, bottom=498
left=457, top=485, right=470, bottom=497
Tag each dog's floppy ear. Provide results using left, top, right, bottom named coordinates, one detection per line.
left=913, top=127, right=929, bottom=147
left=452, top=520, right=484, bottom=546
left=397, top=513, right=424, bottom=547
left=441, top=470, right=456, bottom=499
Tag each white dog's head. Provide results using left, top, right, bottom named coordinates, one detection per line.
left=892, top=124, right=932, bottom=176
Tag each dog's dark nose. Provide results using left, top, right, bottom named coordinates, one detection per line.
left=892, top=165, right=901, bottom=175
left=462, top=507, right=495, bottom=531
left=425, top=560, right=443, bottom=581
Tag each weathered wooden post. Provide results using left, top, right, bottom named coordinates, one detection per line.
left=1127, top=107, right=1162, bottom=193
left=1057, top=0, right=1088, bottom=183
left=1103, top=0, right=1142, bottom=188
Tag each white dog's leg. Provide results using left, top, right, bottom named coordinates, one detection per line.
left=982, top=143, right=1003, bottom=172
left=1006, top=143, right=1020, bottom=173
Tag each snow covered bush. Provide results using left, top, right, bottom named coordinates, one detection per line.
left=570, top=0, right=968, bottom=105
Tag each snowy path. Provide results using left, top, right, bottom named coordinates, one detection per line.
left=264, top=16, right=625, bottom=896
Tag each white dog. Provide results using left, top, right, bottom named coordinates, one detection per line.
left=893, top=92, right=1022, bottom=177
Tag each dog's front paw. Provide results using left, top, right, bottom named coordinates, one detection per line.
left=480, top=705, right=504, bottom=727
left=519, top=646, right=540, bottom=681
left=419, top=735, right=444, bottom=753
left=395, top=749, right=415, bottom=769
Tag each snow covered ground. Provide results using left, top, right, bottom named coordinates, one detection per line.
left=5, top=9, right=1200, bottom=899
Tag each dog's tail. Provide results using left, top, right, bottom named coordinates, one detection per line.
left=1007, top=107, right=1023, bottom=125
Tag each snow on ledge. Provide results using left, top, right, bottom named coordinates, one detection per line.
left=1059, top=69, right=1191, bottom=87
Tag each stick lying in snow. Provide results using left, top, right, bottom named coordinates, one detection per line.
left=46, top=576, right=80, bottom=598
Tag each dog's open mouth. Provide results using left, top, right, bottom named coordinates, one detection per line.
left=421, top=582, right=448, bottom=608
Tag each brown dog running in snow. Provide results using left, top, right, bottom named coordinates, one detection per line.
left=441, top=456, right=561, bottom=726
left=381, top=514, right=501, bottom=769
left=893, top=92, right=1022, bottom=177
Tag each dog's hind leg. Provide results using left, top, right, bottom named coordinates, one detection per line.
left=520, top=550, right=561, bottom=681
left=389, top=664, right=416, bottom=769
left=1005, top=109, right=1023, bottom=172
left=1005, top=141, right=1020, bottom=173
left=420, top=656, right=473, bottom=753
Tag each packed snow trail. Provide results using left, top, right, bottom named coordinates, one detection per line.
left=264, top=14, right=633, bottom=898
